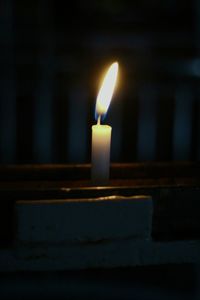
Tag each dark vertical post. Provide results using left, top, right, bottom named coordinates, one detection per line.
left=67, top=86, right=89, bottom=163
left=194, top=87, right=200, bottom=161
left=156, top=84, right=175, bottom=160
left=137, top=84, right=157, bottom=161
left=15, top=2, right=37, bottom=163
left=173, top=86, right=193, bottom=160
left=53, top=74, right=69, bottom=163
left=195, top=0, right=200, bottom=161
left=121, top=85, right=138, bottom=162
left=33, top=0, right=54, bottom=163
left=0, top=0, right=16, bottom=163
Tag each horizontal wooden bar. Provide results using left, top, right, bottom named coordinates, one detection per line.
left=0, top=162, right=199, bottom=181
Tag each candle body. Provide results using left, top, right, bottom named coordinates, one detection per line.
left=91, top=124, right=112, bottom=185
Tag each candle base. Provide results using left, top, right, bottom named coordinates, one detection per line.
left=15, top=195, right=153, bottom=244
left=91, top=177, right=110, bottom=186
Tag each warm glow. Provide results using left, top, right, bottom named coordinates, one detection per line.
left=96, top=62, right=118, bottom=117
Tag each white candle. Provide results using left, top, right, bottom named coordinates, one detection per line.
left=91, top=62, right=118, bottom=185
left=91, top=120, right=112, bottom=184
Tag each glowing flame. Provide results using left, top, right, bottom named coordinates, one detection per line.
left=95, top=62, right=118, bottom=119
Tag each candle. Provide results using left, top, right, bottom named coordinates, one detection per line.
left=91, top=62, right=119, bottom=185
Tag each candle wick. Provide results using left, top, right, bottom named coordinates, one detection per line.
left=97, top=115, right=101, bottom=125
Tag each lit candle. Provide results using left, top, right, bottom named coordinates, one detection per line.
left=91, top=62, right=119, bottom=185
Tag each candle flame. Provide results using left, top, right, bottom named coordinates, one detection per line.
left=95, top=62, right=118, bottom=119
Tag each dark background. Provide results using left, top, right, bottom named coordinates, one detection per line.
left=0, top=0, right=200, bottom=299
left=1, top=0, right=200, bottom=164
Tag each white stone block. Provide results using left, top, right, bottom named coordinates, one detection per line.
left=15, top=195, right=153, bottom=244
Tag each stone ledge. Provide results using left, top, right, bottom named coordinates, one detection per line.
left=15, top=195, right=153, bottom=243
left=0, top=239, right=200, bottom=272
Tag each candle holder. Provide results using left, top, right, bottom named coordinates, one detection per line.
left=16, top=195, right=153, bottom=244
left=0, top=162, right=200, bottom=271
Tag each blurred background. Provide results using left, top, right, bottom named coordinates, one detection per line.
left=1, top=0, right=200, bottom=164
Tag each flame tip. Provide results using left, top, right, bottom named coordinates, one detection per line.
left=112, top=61, right=118, bottom=67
